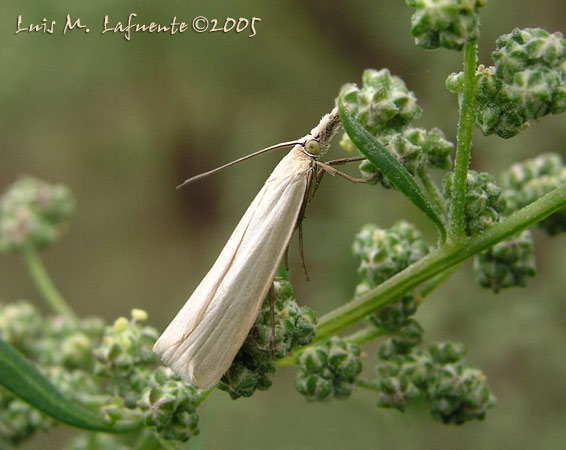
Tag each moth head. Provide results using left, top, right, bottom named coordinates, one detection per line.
left=304, top=139, right=322, bottom=156
left=304, top=107, right=341, bottom=158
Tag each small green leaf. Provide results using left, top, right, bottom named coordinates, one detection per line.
left=0, top=338, right=136, bottom=433
left=338, top=96, right=447, bottom=241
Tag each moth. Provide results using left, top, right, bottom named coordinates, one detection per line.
left=154, top=107, right=365, bottom=389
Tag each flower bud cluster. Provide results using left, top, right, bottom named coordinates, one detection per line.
left=375, top=338, right=496, bottom=424
left=0, top=177, right=75, bottom=253
left=341, top=69, right=454, bottom=187
left=474, top=230, right=536, bottom=292
left=0, top=303, right=203, bottom=444
left=353, top=221, right=429, bottom=330
left=295, top=337, right=362, bottom=400
left=500, top=153, right=566, bottom=235
left=448, top=28, right=566, bottom=138
left=406, top=0, right=486, bottom=51
left=443, top=170, right=506, bottom=235
left=357, top=127, right=454, bottom=188
left=219, top=279, right=317, bottom=399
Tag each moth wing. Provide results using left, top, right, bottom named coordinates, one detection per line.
left=154, top=147, right=310, bottom=388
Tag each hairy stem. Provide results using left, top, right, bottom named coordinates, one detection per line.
left=314, top=184, right=566, bottom=342
left=418, top=168, right=446, bottom=215
left=344, top=325, right=385, bottom=346
left=21, top=247, right=77, bottom=319
left=355, top=378, right=381, bottom=392
left=449, top=40, right=478, bottom=240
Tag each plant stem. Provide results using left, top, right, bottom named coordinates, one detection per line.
left=136, top=432, right=169, bottom=450
left=419, top=263, right=460, bottom=298
left=314, top=183, right=566, bottom=342
left=418, top=168, right=445, bottom=214
left=355, top=378, right=381, bottom=392
left=344, top=325, right=385, bottom=345
left=195, top=387, right=214, bottom=406
left=21, top=246, right=77, bottom=320
left=449, top=39, right=478, bottom=240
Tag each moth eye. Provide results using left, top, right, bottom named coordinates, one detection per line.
left=305, top=139, right=321, bottom=155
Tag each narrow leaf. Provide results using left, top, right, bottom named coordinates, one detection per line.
left=0, top=338, right=134, bottom=433
left=338, top=96, right=447, bottom=241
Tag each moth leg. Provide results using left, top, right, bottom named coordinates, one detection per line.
left=313, top=165, right=327, bottom=195
left=283, top=244, right=290, bottom=272
left=269, top=283, right=277, bottom=354
left=321, top=143, right=388, bottom=180
left=298, top=220, right=310, bottom=282
left=295, top=163, right=317, bottom=282
left=323, top=155, right=367, bottom=166
left=316, top=161, right=380, bottom=184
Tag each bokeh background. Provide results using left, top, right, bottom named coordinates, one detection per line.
left=1, top=1, right=565, bottom=449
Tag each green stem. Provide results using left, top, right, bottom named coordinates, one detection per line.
left=418, top=263, right=460, bottom=298
left=418, top=168, right=445, bottom=214
left=313, top=183, right=566, bottom=342
left=344, top=325, right=385, bottom=346
left=450, top=40, right=478, bottom=240
left=21, top=246, right=76, bottom=319
left=195, top=387, right=214, bottom=405
left=136, top=432, right=169, bottom=450
left=355, top=378, right=381, bottom=392
left=278, top=253, right=459, bottom=366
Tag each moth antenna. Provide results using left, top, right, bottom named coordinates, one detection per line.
left=176, top=140, right=301, bottom=189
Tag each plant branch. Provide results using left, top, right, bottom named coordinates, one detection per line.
left=21, top=247, right=77, bottom=320
left=313, top=184, right=566, bottom=342
left=344, top=325, right=385, bottom=346
left=355, top=378, right=381, bottom=392
left=449, top=39, right=478, bottom=240
left=418, top=168, right=446, bottom=214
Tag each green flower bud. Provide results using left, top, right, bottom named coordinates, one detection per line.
left=219, top=279, right=317, bottom=399
left=500, top=153, right=566, bottom=235
left=219, top=356, right=275, bottom=400
left=0, top=177, right=75, bottom=253
left=429, top=341, right=467, bottom=364
left=420, top=127, right=455, bottom=170
left=377, top=320, right=424, bottom=358
left=353, top=221, right=430, bottom=286
left=397, top=349, right=435, bottom=388
left=473, top=28, right=566, bottom=138
left=327, top=340, right=363, bottom=382
left=340, top=69, right=422, bottom=138
left=273, top=278, right=294, bottom=300
left=406, top=0, right=486, bottom=51
left=353, top=221, right=429, bottom=330
left=0, top=301, right=43, bottom=355
left=374, top=340, right=495, bottom=424
left=493, top=28, right=566, bottom=82
left=94, top=315, right=159, bottom=379
left=428, top=364, right=496, bottom=424
left=356, top=127, right=454, bottom=188
left=297, top=347, right=328, bottom=372
left=368, top=295, right=420, bottom=332
left=445, top=71, right=464, bottom=93
left=131, top=308, right=148, bottom=322
left=443, top=170, right=505, bottom=235
left=474, top=230, right=536, bottom=292
left=0, top=393, right=54, bottom=444
left=295, top=337, right=362, bottom=401
left=295, top=373, right=334, bottom=400
left=139, top=367, right=200, bottom=442
left=376, top=375, right=420, bottom=412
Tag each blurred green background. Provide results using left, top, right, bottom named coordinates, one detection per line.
left=1, top=1, right=565, bottom=449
